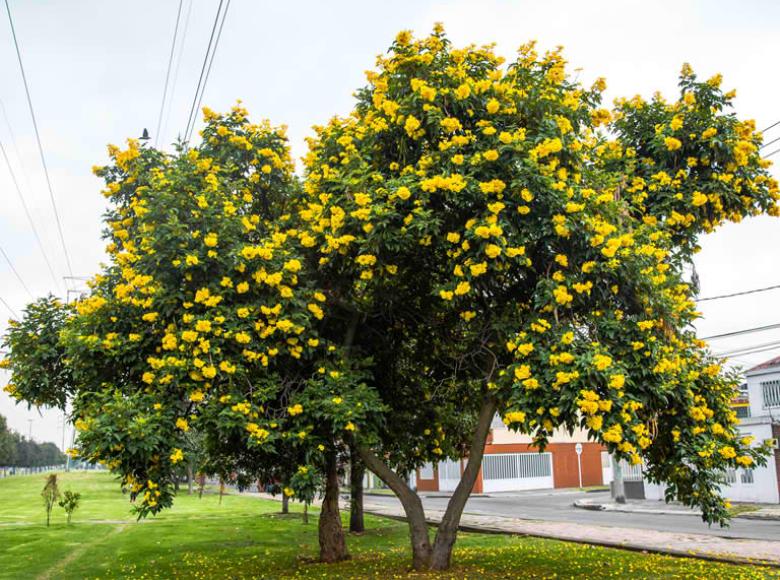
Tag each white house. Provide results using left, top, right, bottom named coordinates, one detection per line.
left=646, top=355, right=780, bottom=504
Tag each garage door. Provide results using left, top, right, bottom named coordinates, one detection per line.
left=482, top=452, right=554, bottom=493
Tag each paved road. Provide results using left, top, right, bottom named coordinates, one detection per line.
left=364, top=489, right=780, bottom=542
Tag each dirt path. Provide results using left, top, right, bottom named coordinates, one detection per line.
left=37, top=524, right=126, bottom=580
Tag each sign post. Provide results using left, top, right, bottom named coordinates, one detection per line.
left=575, top=443, right=583, bottom=489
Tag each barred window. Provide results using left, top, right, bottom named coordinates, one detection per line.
left=762, top=380, right=780, bottom=408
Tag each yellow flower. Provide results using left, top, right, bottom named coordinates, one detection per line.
left=608, top=374, right=625, bottom=389
left=514, top=365, right=531, bottom=380
left=404, top=115, right=421, bottom=137
left=170, top=448, right=184, bottom=464
left=345, top=422, right=356, bottom=431
left=236, top=281, right=249, bottom=294
left=485, top=244, right=502, bottom=259
left=664, top=136, right=682, bottom=151
left=553, top=286, right=573, bottom=305
left=692, top=191, right=708, bottom=207
left=486, top=98, right=500, bottom=114
left=701, top=127, right=717, bottom=139
left=592, top=354, right=613, bottom=371
left=483, top=150, right=499, bottom=161
left=396, top=186, right=411, bottom=200
left=176, top=418, right=190, bottom=432
left=355, top=254, right=377, bottom=267
left=195, top=320, right=212, bottom=332
left=288, top=403, right=303, bottom=416
left=454, top=281, right=470, bottom=296
left=203, top=232, right=218, bottom=247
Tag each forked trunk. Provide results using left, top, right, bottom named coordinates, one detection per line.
left=349, top=446, right=365, bottom=533
left=318, top=450, right=349, bottom=563
left=358, top=445, right=432, bottom=570
left=430, top=395, right=497, bottom=570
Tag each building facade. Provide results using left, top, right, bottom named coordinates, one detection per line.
left=413, top=416, right=605, bottom=494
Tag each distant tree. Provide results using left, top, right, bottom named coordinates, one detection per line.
left=58, top=490, right=81, bottom=525
left=41, top=474, right=60, bottom=527
left=0, top=296, right=74, bottom=410
left=0, top=415, right=16, bottom=466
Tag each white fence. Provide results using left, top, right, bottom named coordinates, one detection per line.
left=481, top=452, right=553, bottom=493
left=0, top=465, right=66, bottom=478
left=437, top=458, right=462, bottom=492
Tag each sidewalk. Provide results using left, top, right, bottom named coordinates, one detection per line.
left=361, top=498, right=780, bottom=567
left=253, top=492, right=780, bottom=567
left=574, top=497, right=780, bottom=521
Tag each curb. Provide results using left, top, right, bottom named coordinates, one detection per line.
left=573, top=500, right=780, bottom=521
left=573, top=500, right=703, bottom=517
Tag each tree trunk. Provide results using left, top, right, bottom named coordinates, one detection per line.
left=318, top=450, right=348, bottom=563
left=612, top=455, right=626, bottom=504
left=430, top=395, right=497, bottom=571
left=349, top=446, right=365, bottom=533
left=281, top=492, right=289, bottom=514
left=358, top=445, right=432, bottom=570
left=303, top=501, right=309, bottom=524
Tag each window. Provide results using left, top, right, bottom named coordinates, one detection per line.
left=741, top=469, right=754, bottom=484
left=762, top=379, right=780, bottom=408
left=735, top=406, right=751, bottom=419
left=419, top=463, right=434, bottom=479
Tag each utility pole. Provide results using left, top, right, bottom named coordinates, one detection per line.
left=612, top=455, right=626, bottom=504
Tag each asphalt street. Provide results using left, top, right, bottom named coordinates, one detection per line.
left=365, top=490, right=780, bottom=542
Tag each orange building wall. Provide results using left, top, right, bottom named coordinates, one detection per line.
left=414, top=442, right=604, bottom=493
left=479, top=442, right=604, bottom=489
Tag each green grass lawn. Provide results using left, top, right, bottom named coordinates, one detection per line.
left=0, top=471, right=777, bottom=579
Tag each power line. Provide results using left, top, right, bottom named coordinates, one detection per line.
left=761, top=135, right=780, bottom=150
left=762, top=120, right=780, bottom=133
left=4, top=0, right=75, bottom=284
left=154, top=0, right=185, bottom=148
left=715, top=338, right=780, bottom=357
left=764, top=147, right=780, bottom=159
left=160, top=0, right=194, bottom=148
left=696, top=283, right=780, bottom=302
left=716, top=344, right=780, bottom=360
left=0, top=296, right=18, bottom=319
left=0, top=244, right=33, bottom=299
left=701, top=322, right=780, bottom=341
left=0, top=130, right=62, bottom=292
left=183, top=0, right=230, bottom=144
left=189, top=0, right=230, bottom=143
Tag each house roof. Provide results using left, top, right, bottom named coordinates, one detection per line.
left=747, top=355, right=780, bottom=373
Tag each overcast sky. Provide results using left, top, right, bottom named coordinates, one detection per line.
left=1, top=0, right=779, bottom=447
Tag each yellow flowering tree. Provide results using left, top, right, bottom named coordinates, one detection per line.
left=299, top=27, right=778, bottom=570
left=8, top=108, right=377, bottom=563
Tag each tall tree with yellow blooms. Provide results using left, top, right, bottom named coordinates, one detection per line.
left=298, top=27, right=778, bottom=570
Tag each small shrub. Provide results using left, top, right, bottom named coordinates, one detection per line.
left=58, top=490, right=82, bottom=525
